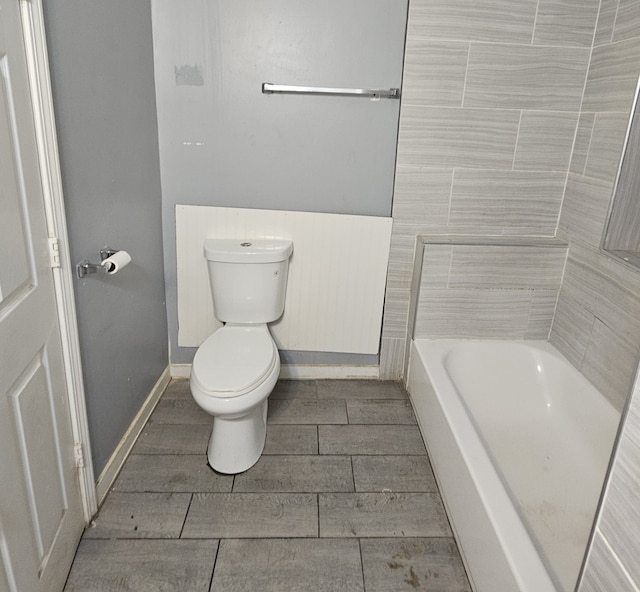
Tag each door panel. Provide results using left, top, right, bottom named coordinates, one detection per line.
left=0, top=1, right=85, bottom=590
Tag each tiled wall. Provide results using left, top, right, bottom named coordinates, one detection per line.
left=380, top=0, right=597, bottom=378
left=414, top=239, right=567, bottom=340
left=551, top=4, right=640, bottom=412
left=580, top=365, right=640, bottom=592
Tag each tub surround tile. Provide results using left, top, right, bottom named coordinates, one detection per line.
left=584, top=112, right=629, bottom=182
left=381, top=288, right=411, bottom=340
left=582, top=319, right=638, bottom=412
left=448, top=169, right=565, bottom=234
left=347, top=400, right=417, bottom=425
left=407, top=0, right=538, bottom=44
left=597, top=390, right=640, bottom=585
left=401, top=40, right=468, bottom=107
left=533, top=0, right=600, bottom=47
left=613, top=0, right=640, bottom=43
left=464, top=44, right=589, bottom=111
left=263, top=424, right=319, bottom=455
left=319, top=425, right=426, bottom=455
left=447, top=245, right=566, bottom=289
left=63, top=539, right=218, bottom=592
left=415, top=288, right=535, bottom=340
left=549, top=286, right=595, bottom=369
left=397, top=106, right=520, bottom=169
left=85, top=492, right=191, bottom=539
left=580, top=532, right=639, bottom=592
left=594, top=0, right=618, bottom=46
left=420, top=245, right=452, bottom=288
left=570, top=113, right=596, bottom=175
left=360, top=538, right=472, bottom=592
left=182, top=493, right=318, bottom=538
left=319, top=493, right=451, bottom=538
left=211, top=538, right=364, bottom=592
left=558, top=174, right=614, bottom=248
left=352, top=456, right=437, bottom=493
left=233, top=455, right=354, bottom=493
left=114, top=454, right=233, bottom=493
left=391, top=167, right=452, bottom=227
left=378, top=338, right=406, bottom=381
left=525, top=290, right=560, bottom=340
left=267, top=399, right=348, bottom=424
left=583, top=38, right=640, bottom=112
left=513, top=111, right=578, bottom=172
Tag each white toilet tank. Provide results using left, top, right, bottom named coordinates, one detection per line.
left=203, top=238, right=293, bottom=324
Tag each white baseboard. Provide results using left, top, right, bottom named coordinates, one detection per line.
left=170, top=364, right=192, bottom=378
left=171, top=362, right=379, bottom=380
left=95, top=366, right=171, bottom=505
left=279, top=365, right=378, bottom=380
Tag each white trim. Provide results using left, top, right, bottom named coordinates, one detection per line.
left=171, top=363, right=379, bottom=380
left=19, top=0, right=97, bottom=521
left=95, top=366, right=171, bottom=505
left=280, top=365, right=379, bottom=380
left=170, top=364, right=192, bottom=378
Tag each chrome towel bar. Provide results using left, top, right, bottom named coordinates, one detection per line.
left=262, top=82, right=400, bottom=99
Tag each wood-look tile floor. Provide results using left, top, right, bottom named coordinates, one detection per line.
left=64, top=379, right=471, bottom=592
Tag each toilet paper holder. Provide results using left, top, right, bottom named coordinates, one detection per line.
left=76, top=248, right=122, bottom=278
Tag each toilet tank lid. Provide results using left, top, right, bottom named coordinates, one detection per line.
left=204, top=238, right=293, bottom=263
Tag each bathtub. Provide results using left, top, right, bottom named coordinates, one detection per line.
left=406, top=339, right=619, bottom=592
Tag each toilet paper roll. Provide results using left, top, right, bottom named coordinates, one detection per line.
left=101, top=250, right=131, bottom=274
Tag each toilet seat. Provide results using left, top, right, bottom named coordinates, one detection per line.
left=191, top=325, right=277, bottom=397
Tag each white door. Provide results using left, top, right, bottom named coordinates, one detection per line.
left=0, top=1, right=85, bottom=591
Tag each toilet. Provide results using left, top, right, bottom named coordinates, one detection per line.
left=190, top=238, right=293, bottom=474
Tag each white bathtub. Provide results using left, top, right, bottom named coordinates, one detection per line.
left=407, top=340, right=619, bottom=592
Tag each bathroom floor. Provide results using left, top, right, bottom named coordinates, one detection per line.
left=63, top=379, right=471, bottom=592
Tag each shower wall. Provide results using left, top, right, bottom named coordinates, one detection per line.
left=551, top=6, right=640, bottom=412
left=380, top=0, right=597, bottom=378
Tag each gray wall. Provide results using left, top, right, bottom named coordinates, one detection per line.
left=43, top=0, right=168, bottom=474
left=150, top=0, right=408, bottom=365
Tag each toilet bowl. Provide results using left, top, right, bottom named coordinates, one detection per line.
left=191, top=324, right=280, bottom=474
left=190, top=238, right=293, bottom=474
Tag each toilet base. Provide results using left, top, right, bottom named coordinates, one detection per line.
left=207, top=399, right=268, bottom=474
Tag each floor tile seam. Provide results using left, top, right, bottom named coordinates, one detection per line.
left=178, top=493, right=195, bottom=538
left=357, top=538, right=366, bottom=592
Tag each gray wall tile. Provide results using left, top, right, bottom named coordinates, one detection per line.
left=397, top=106, right=520, bottom=169
left=570, top=113, right=596, bottom=175
left=594, top=0, right=618, bottom=46
left=420, top=245, right=452, bottom=288
left=449, top=169, right=565, bottom=234
left=558, top=174, right=614, bottom=248
left=584, top=112, right=629, bottom=182
left=448, top=245, right=566, bottom=289
left=465, top=44, right=589, bottom=111
left=407, top=0, right=537, bottom=43
left=613, top=0, right=640, bottom=42
left=583, top=38, right=640, bottom=111
left=514, top=111, right=578, bottom=172
left=378, top=337, right=406, bottom=381
left=579, top=532, right=638, bottom=592
left=414, top=287, right=534, bottom=339
left=533, top=0, right=600, bottom=47
left=582, top=318, right=638, bottom=411
left=402, top=40, right=468, bottom=107
left=525, top=290, right=560, bottom=339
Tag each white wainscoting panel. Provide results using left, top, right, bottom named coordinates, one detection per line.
left=176, top=205, right=392, bottom=354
